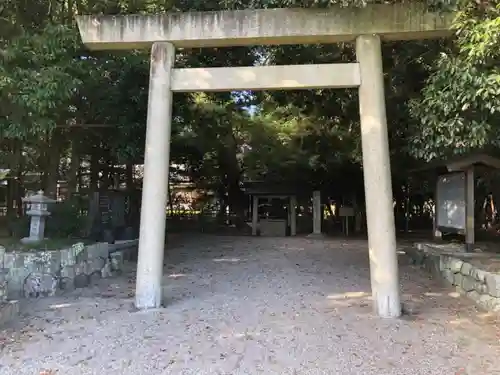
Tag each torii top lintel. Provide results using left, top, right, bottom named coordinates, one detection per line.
left=76, top=4, right=454, bottom=50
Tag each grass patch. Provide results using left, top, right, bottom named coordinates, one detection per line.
left=0, top=237, right=93, bottom=252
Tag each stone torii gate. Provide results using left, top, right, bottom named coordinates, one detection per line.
left=76, top=4, right=453, bottom=318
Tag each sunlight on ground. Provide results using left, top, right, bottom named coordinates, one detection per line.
left=277, top=246, right=306, bottom=251
left=477, top=312, right=496, bottom=319
left=424, top=292, right=443, bottom=297
left=212, top=257, right=242, bottom=263
left=327, top=291, right=371, bottom=300
left=49, top=303, right=73, bottom=309
left=422, top=291, right=460, bottom=298
left=167, top=273, right=187, bottom=279
left=449, top=317, right=472, bottom=326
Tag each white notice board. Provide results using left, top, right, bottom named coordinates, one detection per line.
left=436, top=172, right=466, bottom=231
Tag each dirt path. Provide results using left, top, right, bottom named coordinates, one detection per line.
left=1, top=236, right=499, bottom=374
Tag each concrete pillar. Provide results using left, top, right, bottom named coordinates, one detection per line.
left=312, top=190, right=321, bottom=235
left=465, top=167, right=475, bottom=251
left=290, top=195, right=297, bottom=236
left=252, top=195, right=259, bottom=236
left=135, top=42, right=175, bottom=309
left=356, top=34, right=401, bottom=318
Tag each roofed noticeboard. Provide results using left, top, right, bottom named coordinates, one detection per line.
left=436, top=172, right=466, bottom=232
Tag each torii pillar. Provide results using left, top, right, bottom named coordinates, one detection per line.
left=357, top=35, right=401, bottom=318
left=135, top=42, right=175, bottom=309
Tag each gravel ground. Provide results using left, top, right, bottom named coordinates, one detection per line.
left=1, top=235, right=500, bottom=375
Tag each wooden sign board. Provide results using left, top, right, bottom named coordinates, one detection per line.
left=339, top=206, right=355, bottom=217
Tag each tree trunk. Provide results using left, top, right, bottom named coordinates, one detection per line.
left=125, top=163, right=134, bottom=190
left=167, top=179, right=174, bottom=216
left=67, top=134, right=80, bottom=198
left=217, top=132, right=245, bottom=228
left=7, top=140, right=22, bottom=217
left=16, top=167, right=24, bottom=218
left=45, top=131, right=63, bottom=199
left=6, top=178, right=13, bottom=216
left=101, top=154, right=113, bottom=190
left=90, top=149, right=99, bottom=192
left=216, top=185, right=227, bottom=223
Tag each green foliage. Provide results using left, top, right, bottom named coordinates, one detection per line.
left=7, top=215, right=31, bottom=238
left=46, top=199, right=86, bottom=238
left=409, top=1, right=500, bottom=160
left=0, top=0, right=498, bottom=220
left=0, top=24, right=84, bottom=138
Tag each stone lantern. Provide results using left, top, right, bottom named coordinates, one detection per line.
left=20, top=190, right=57, bottom=244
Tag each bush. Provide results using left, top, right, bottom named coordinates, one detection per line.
left=7, top=214, right=30, bottom=238
left=45, top=199, right=86, bottom=238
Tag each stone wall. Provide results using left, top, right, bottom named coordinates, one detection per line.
left=440, top=255, right=500, bottom=312
left=407, top=243, right=500, bottom=313
left=0, top=240, right=137, bottom=299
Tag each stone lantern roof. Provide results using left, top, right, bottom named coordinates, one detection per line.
left=22, top=190, right=57, bottom=204
left=22, top=190, right=57, bottom=218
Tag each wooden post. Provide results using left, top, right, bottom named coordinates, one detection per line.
left=252, top=195, right=259, bottom=236
left=312, top=190, right=321, bottom=235
left=465, top=167, right=475, bottom=251
left=290, top=195, right=297, bottom=236
left=434, top=178, right=442, bottom=239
